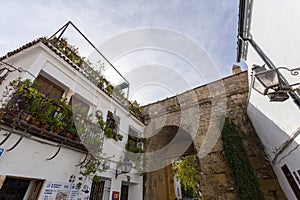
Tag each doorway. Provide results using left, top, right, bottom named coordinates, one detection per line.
left=90, top=176, right=111, bottom=200
left=120, top=185, right=129, bottom=200
left=0, top=177, right=31, bottom=200
left=90, top=179, right=105, bottom=200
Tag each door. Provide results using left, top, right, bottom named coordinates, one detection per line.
left=90, top=177, right=105, bottom=200
left=0, top=177, right=31, bottom=200
left=120, top=185, right=129, bottom=200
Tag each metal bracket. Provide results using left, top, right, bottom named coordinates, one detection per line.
left=6, top=135, right=23, bottom=151
left=76, top=152, right=89, bottom=167
left=0, top=132, right=11, bottom=146
left=82, top=157, right=92, bottom=168
left=46, top=144, right=62, bottom=161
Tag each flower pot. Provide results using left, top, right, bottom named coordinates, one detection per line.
left=30, top=119, right=40, bottom=127
left=41, top=124, right=50, bottom=131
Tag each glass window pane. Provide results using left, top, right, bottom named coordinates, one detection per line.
left=255, top=70, right=279, bottom=88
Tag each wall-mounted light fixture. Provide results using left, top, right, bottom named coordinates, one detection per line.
left=252, top=65, right=300, bottom=102
left=115, top=157, right=132, bottom=178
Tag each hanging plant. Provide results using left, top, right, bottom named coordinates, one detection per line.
left=80, top=159, right=99, bottom=177
left=125, top=135, right=146, bottom=171
left=76, top=158, right=100, bottom=189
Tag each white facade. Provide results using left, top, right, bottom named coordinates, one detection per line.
left=173, top=175, right=182, bottom=200
left=0, top=41, right=144, bottom=199
left=238, top=0, right=300, bottom=199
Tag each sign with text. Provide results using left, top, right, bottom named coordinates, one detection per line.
left=41, top=181, right=90, bottom=200
left=41, top=181, right=70, bottom=200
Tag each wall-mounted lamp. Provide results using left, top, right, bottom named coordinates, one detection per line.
left=252, top=65, right=300, bottom=102
left=115, top=157, right=132, bottom=178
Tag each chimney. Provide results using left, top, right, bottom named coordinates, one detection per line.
left=232, top=65, right=242, bottom=74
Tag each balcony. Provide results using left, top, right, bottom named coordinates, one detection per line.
left=0, top=79, right=104, bottom=153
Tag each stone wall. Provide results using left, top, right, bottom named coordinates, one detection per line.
left=142, top=71, right=286, bottom=200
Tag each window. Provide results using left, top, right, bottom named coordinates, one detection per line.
left=281, top=164, right=300, bottom=198
left=35, top=75, right=64, bottom=100
left=120, top=185, right=129, bottom=200
left=293, top=171, right=300, bottom=185
left=126, top=126, right=144, bottom=153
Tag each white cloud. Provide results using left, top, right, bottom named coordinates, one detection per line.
left=0, top=0, right=240, bottom=104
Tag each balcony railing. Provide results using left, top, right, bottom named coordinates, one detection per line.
left=0, top=90, right=104, bottom=153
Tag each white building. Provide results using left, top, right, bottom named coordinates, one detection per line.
left=0, top=33, right=144, bottom=199
left=237, top=0, right=300, bottom=199
left=173, top=175, right=182, bottom=200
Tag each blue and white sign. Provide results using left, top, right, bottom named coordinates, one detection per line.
left=41, top=181, right=90, bottom=200
left=0, top=148, right=4, bottom=159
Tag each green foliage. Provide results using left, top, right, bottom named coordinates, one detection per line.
left=97, top=115, right=106, bottom=130
left=125, top=137, right=145, bottom=153
left=222, top=118, right=264, bottom=200
left=80, top=159, right=99, bottom=177
left=48, top=37, right=121, bottom=100
left=104, top=126, right=114, bottom=138
left=76, top=182, right=82, bottom=188
left=48, top=37, right=145, bottom=120
left=117, top=134, right=123, bottom=141
left=93, top=175, right=102, bottom=183
left=77, top=158, right=101, bottom=189
left=128, top=101, right=142, bottom=118
left=96, top=112, right=124, bottom=141
left=174, top=155, right=201, bottom=198
left=35, top=98, right=56, bottom=125
left=125, top=136, right=146, bottom=171
left=2, top=79, right=75, bottom=136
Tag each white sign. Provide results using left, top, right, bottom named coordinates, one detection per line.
left=41, top=181, right=90, bottom=200
left=41, top=181, right=70, bottom=200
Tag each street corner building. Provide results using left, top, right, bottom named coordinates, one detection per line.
left=0, top=31, right=145, bottom=199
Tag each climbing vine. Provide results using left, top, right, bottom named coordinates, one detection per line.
left=221, top=118, right=264, bottom=200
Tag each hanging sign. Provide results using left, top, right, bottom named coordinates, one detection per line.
left=112, top=191, right=120, bottom=200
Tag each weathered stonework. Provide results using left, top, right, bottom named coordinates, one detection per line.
left=142, top=71, right=286, bottom=200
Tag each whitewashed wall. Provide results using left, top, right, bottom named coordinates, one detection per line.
left=244, top=1, right=300, bottom=199
left=0, top=42, right=144, bottom=200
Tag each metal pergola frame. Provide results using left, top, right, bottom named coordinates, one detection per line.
left=49, top=21, right=130, bottom=100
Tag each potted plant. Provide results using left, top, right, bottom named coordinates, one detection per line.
left=36, top=98, right=56, bottom=130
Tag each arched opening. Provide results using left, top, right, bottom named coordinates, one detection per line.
left=144, top=125, right=202, bottom=200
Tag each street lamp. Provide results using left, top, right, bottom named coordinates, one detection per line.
left=252, top=65, right=300, bottom=102
left=115, top=157, right=132, bottom=178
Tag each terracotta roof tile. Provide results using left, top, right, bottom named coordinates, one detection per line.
left=0, top=38, right=82, bottom=72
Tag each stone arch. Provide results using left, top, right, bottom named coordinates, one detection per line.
left=146, top=125, right=197, bottom=162
left=142, top=72, right=285, bottom=200
left=144, top=125, right=199, bottom=200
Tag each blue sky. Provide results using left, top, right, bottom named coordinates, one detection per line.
left=0, top=0, right=245, bottom=104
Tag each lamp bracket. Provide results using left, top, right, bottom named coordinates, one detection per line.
left=277, top=67, right=300, bottom=76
